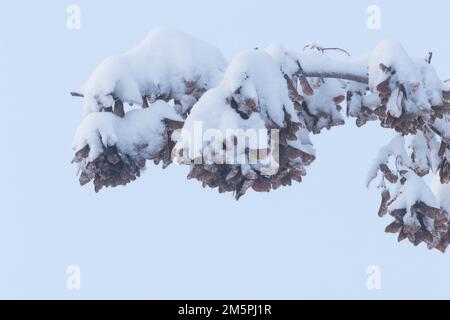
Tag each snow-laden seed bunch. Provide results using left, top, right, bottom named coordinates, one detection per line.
left=71, top=28, right=450, bottom=251
left=72, top=102, right=185, bottom=191
left=71, top=28, right=226, bottom=191
left=172, top=49, right=317, bottom=199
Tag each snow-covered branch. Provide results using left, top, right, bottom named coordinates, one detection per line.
left=70, top=28, right=450, bottom=252
left=302, top=71, right=368, bottom=84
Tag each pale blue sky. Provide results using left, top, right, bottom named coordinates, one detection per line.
left=1, top=0, right=450, bottom=299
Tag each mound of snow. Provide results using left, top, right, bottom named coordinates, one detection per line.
left=80, top=27, right=227, bottom=114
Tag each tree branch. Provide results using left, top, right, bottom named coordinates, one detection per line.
left=70, top=72, right=369, bottom=101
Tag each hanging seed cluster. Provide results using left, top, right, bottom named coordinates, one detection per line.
left=184, top=103, right=316, bottom=199
left=71, top=80, right=197, bottom=192
left=72, top=145, right=143, bottom=192
left=379, top=189, right=450, bottom=252
left=347, top=63, right=450, bottom=138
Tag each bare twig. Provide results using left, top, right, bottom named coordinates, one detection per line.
left=70, top=91, right=84, bottom=97
left=302, top=71, right=368, bottom=84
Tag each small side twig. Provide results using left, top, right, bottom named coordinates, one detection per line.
left=70, top=91, right=84, bottom=97
left=427, top=52, right=433, bottom=64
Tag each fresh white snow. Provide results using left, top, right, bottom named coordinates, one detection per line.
left=73, top=100, right=182, bottom=161
left=80, top=27, right=227, bottom=114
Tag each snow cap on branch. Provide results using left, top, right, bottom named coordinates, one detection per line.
left=80, top=27, right=226, bottom=115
